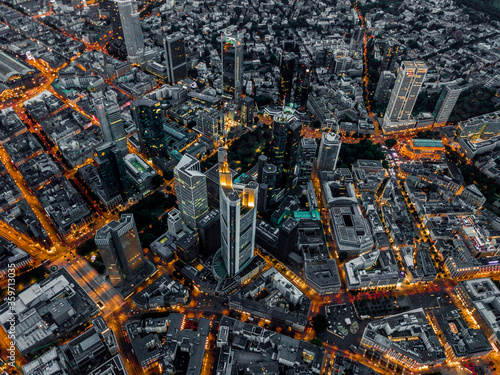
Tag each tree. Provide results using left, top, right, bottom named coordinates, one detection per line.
left=312, top=314, right=328, bottom=333
left=164, top=170, right=174, bottom=180
left=385, top=139, right=397, bottom=148
left=310, top=338, right=323, bottom=346
left=151, top=174, right=164, bottom=189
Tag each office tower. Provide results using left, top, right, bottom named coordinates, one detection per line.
left=198, top=209, right=221, bottom=258
left=271, top=110, right=302, bottom=189
left=373, top=70, right=396, bottom=103
left=257, top=155, right=268, bottom=184
left=218, top=148, right=258, bottom=277
left=221, top=31, right=244, bottom=104
left=350, top=26, right=364, bottom=51
left=380, top=40, right=402, bottom=72
left=174, top=154, right=209, bottom=230
left=116, top=0, right=144, bottom=63
left=98, top=0, right=122, bottom=41
left=384, top=61, right=428, bottom=123
left=275, top=217, right=299, bottom=262
left=94, top=142, right=131, bottom=199
left=131, top=99, right=164, bottom=158
left=94, top=94, right=127, bottom=151
left=433, top=86, right=463, bottom=125
left=297, top=138, right=317, bottom=184
left=196, top=109, right=224, bottom=140
left=163, top=32, right=187, bottom=84
left=257, top=156, right=277, bottom=214
left=167, top=208, right=184, bottom=238
left=95, top=214, right=146, bottom=287
left=294, top=61, right=310, bottom=112
left=317, top=132, right=341, bottom=171
left=240, top=96, right=254, bottom=127
left=278, top=52, right=296, bottom=106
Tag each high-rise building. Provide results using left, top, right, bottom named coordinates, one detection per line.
left=196, top=109, right=224, bottom=140
left=94, top=94, right=128, bottom=151
left=297, top=138, right=317, bottom=184
left=98, top=0, right=123, bottom=41
left=380, top=40, right=402, bottom=72
left=271, top=109, right=302, bottom=189
left=163, top=32, right=187, bottom=84
left=94, top=142, right=131, bottom=199
left=373, top=70, right=396, bottom=103
left=240, top=96, right=254, bottom=127
left=198, top=209, right=221, bottom=258
left=317, top=132, right=341, bottom=171
left=293, top=61, right=310, bottom=112
left=433, top=86, right=463, bottom=125
left=257, top=157, right=277, bottom=214
left=278, top=52, right=295, bottom=106
left=383, top=61, right=427, bottom=132
left=167, top=208, right=184, bottom=238
left=174, top=154, right=209, bottom=230
left=275, top=217, right=299, bottom=262
left=116, top=0, right=144, bottom=63
left=95, top=214, right=146, bottom=287
left=221, top=31, right=244, bottom=104
left=218, top=148, right=258, bottom=277
left=131, top=99, right=164, bottom=158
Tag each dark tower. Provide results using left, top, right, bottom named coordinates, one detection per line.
left=293, top=61, right=310, bottom=112
left=131, top=99, right=165, bottom=158
left=278, top=52, right=295, bottom=106
left=275, top=217, right=299, bottom=262
left=94, top=142, right=132, bottom=199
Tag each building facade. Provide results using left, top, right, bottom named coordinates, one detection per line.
left=317, top=132, right=341, bottom=171
left=95, top=214, right=146, bottom=287
left=174, top=154, right=209, bottom=230
left=218, top=148, right=258, bottom=277
left=163, top=32, right=187, bottom=84
left=221, top=31, right=244, bottom=104
left=131, top=99, right=165, bottom=158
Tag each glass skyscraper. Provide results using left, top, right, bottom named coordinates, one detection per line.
left=94, top=214, right=145, bottom=287
left=218, top=148, right=258, bottom=277
left=174, top=154, right=209, bottom=230
left=131, top=99, right=165, bottom=158
left=221, top=31, right=243, bottom=104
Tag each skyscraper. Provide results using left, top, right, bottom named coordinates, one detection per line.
left=257, top=156, right=277, bottom=214
left=317, top=132, right=341, bottom=171
left=218, top=148, right=258, bottom=277
left=198, top=209, right=221, bottom=258
left=94, top=142, right=131, bottom=200
left=174, top=154, right=209, bottom=230
left=116, top=0, right=144, bottom=63
left=275, top=217, right=298, bottom=262
left=94, top=93, right=128, bottom=151
left=163, top=32, right=187, bottom=84
left=221, top=31, right=243, bottom=104
left=433, top=86, right=463, bottom=125
left=167, top=208, right=184, bottom=238
left=297, top=138, right=317, bottom=184
left=383, top=61, right=427, bottom=132
left=380, top=40, right=402, bottom=72
left=95, top=214, right=146, bottom=287
left=293, top=61, right=310, bottom=112
left=98, top=0, right=123, bottom=41
left=240, top=96, right=254, bottom=127
left=271, top=109, right=302, bottom=189
left=373, top=70, right=396, bottom=103
left=131, top=99, right=164, bottom=158
left=278, top=52, right=295, bottom=106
